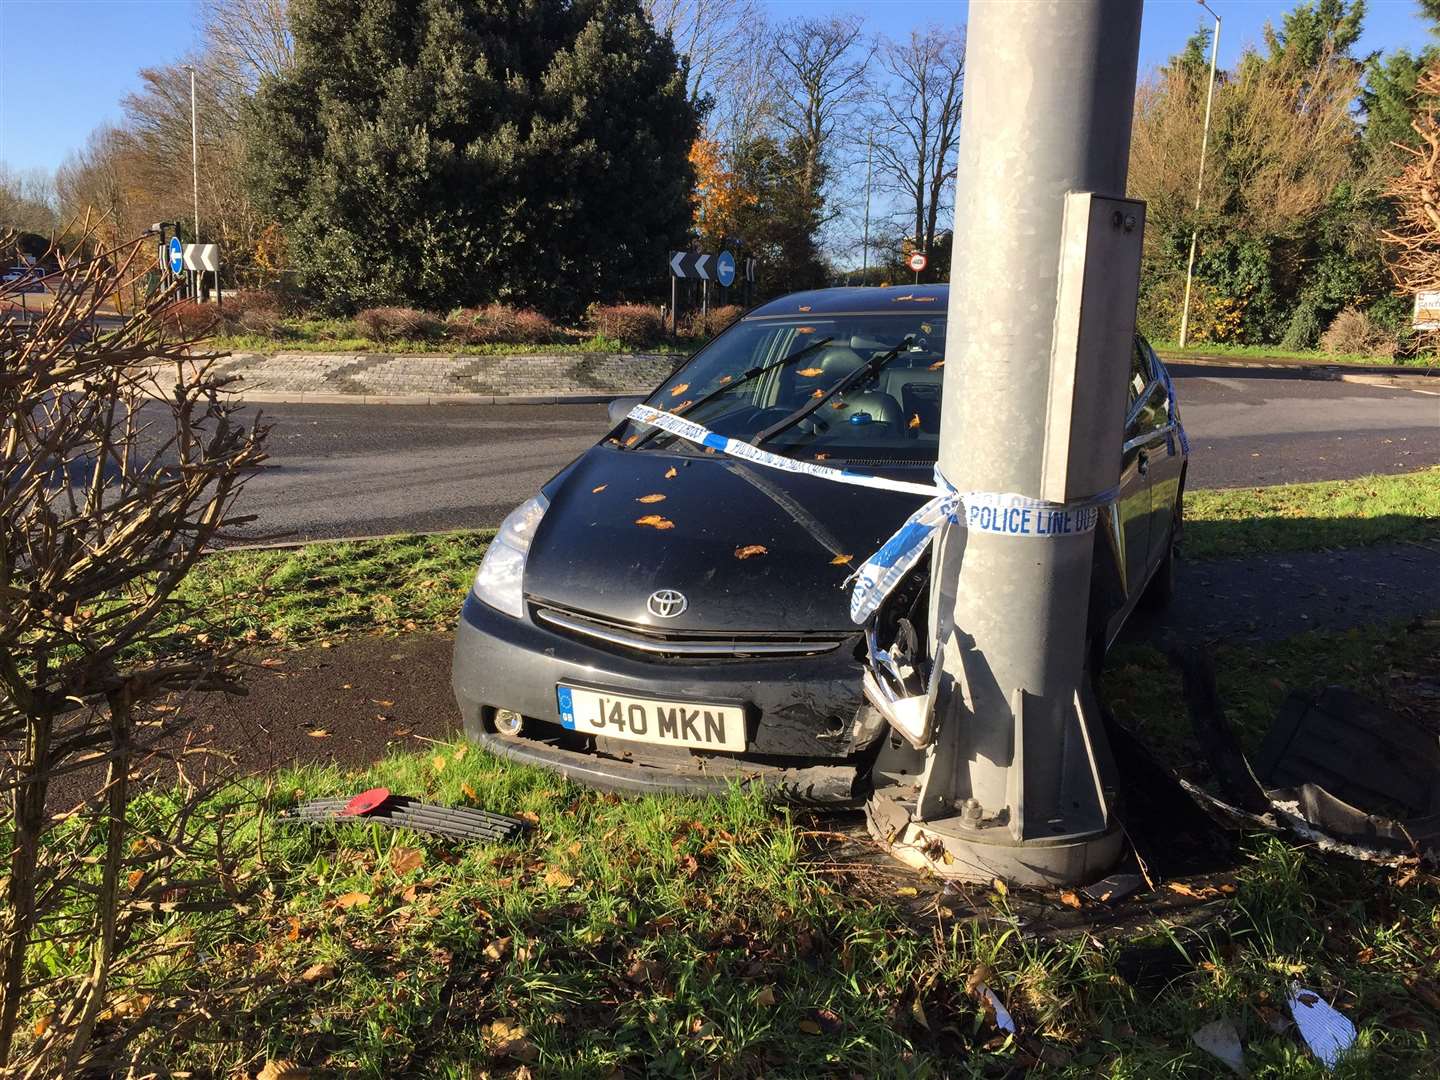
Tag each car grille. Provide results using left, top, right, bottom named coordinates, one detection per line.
left=531, top=603, right=850, bottom=659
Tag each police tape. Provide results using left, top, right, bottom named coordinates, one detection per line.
left=624, top=403, right=1119, bottom=624
left=626, top=404, right=945, bottom=497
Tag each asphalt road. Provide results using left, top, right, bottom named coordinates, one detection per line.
left=226, top=372, right=1438, bottom=542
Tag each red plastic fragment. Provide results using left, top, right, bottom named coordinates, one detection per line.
left=340, top=787, right=391, bottom=817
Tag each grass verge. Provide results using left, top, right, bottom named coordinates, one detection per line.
left=1154, top=339, right=1440, bottom=368
left=26, top=611, right=1440, bottom=1075
left=1184, top=466, right=1440, bottom=559
left=175, top=531, right=494, bottom=647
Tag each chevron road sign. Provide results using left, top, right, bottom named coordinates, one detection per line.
left=669, top=251, right=713, bottom=280
left=669, top=250, right=758, bottom=283
left=183, top=243, right=220, bottom=273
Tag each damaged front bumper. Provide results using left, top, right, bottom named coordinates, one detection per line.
left=451, top=592, right=885, bottom=804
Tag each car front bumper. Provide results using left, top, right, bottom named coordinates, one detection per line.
left=450, top=592, right=882, bottom=802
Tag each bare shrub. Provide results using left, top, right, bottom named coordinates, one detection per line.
left=155, top=298, right=219, bottom=339
left=0, top=227, right=268, bottom=1072
left=227, top=305, right=285, bottom=337
left=681, top=303, right=745, bottom=338
left=354, top=306, right=445, bottom=343
left=1319, top=306, right=1396, bottom=357
left=447, top=304, right=557, bottom=346
left=588, top=303, right=665, bottom=345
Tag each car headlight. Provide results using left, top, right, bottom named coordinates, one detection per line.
left=472, top=494, right=549, bottom=618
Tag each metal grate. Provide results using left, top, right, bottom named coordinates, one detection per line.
left=533, top=604, right=847, bottom=658
left=282, top=796, right=529, bottom=843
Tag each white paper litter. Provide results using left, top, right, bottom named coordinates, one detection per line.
left=1192, top=1018, right=1248, bottom=1076
left=1287, top=983, right=1356, bottom=1069
left=979, top=984, right=1017, bottom=1034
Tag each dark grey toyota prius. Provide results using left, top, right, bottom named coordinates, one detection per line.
left=451, top=285, right=1187, bottom=802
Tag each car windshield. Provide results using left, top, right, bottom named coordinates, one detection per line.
left=622, top=311, right=948, bottom=464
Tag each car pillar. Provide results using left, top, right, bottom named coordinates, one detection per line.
left=866, top=0, right=1146, bottom=885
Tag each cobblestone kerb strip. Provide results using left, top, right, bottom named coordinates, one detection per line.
left=145, top=351, right=683, bottom=405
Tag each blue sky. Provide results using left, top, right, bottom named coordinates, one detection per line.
left=2, top=0, right=1437, bottom=176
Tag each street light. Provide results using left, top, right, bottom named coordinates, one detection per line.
left=1178, top=0, right=1221, bottom=349
left=184, top=64, right=200, bottom=299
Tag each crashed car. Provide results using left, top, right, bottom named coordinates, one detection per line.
left=451, top=285, right=1187, bottom=802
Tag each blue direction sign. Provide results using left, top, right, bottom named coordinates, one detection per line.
left=716, top=250, right=736, bottom=287
left=166, top=236, right=184, bottom=274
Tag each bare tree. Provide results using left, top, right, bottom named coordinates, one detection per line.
left=645, top=0, right=760, bottom=105
left=201, top=0, right=294, bottom=100
left=772, top=15, right=873, bottom=212
left=871, top=27, right=964, bottom=266
left=0, top=227, right=267, bottom=1072
left=1381, top=63, right=1440, bottom=293
left=0, top=166, right=57, bottom=236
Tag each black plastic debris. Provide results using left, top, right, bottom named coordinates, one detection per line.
left=1177, top=651, right=1440, bottom=865
left=282, top=793, right=529, bottom=843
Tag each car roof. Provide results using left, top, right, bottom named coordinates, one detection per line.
left=744, top=284, right=948, bottom=319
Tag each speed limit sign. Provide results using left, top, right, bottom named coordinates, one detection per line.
left=908, top=251, right=927, bottom=273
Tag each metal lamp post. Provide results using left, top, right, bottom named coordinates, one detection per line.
left=185, top=64, right=200, bottom=300
left=1177, top=1, right=1221, bottom=349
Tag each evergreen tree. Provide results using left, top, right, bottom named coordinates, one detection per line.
left=244, top=0, right=698, bottom=314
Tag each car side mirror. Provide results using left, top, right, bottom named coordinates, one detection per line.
left=608, top=396, right=643, bottom=426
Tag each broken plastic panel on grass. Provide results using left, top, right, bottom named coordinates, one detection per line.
left=859, top=557, right=1440, bottom=870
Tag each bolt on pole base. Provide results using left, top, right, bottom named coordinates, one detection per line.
left=865, top=671, right=1124, bottom=887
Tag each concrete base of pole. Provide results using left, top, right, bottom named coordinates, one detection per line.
left=866, top=796, right=1124, bottom=886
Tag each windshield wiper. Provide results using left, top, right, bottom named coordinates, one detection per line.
left=628, top=335, right=834, bottom=451
left=751, top=335, right=916, bottom=447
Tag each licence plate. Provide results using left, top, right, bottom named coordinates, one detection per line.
left=556, top=686, right=745, bottom=752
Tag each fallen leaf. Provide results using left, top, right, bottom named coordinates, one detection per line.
left=814, top=452, right=828, bottom=460
left=566, top=840, right=583, bottom=856
left=635, top=515, right=675, bottom=530
left=432, top=755, right=447, bottom=772
left=911, top=995, right=930, bottom=1029
left=757, top=986, right=778, bottom=1007
left=461, top=782, right=478, bottom=801
left=259, top=657, right=284, bottom=668
left=637, top=493, right=667, bottom=504
left=929, top=359, right=944, bottom=370
left=483, top=1018, right=540, bottom=1064
left=718, top=374, right=732, bottom=384
left=626, top=956, right=664, bottom=984
left=797, top=367, right=824, bottom=377
left=307, top=728, right=330, bottom=739
left=992, top=877, right=1008, bottom=897
left=1059, top=890, right=1083, bottom=910
left=483, top=936, right=513, bottom=962
left=127, top=869, right=143, bottom=891
left=811, top=388, right=825, bottom=398
left=544, top=868, right=576, bottom=888
left=671, top=400, right=692, bottom=411
left=624, top=434, right=639, bottom=447
left=1167, top=881, right=1218, bottom=899
left=516, top=810, right=540, bottom=824
left=334, top=891, right=371, bottom=910
left=32, top=1016, right=51, bottom=1038
left=670, top=383, right=689, bottom=396
left=300, top=962, right=335, bottom=984
left=664, top=467, right=678, bottom=478
left=390, top=847, right=423, bottom=875
left=401, top=885, right=419, bottom=903
left=896, top=886, right=919, bottom=898
left=812, top=1008, right=843, bottom=1034
left=452, top=745, right=467, bottom=761
left=798, top=1019, right=822, bottom=1035
left=592, top=484, right=608, bottom=493
left=909, top=414, right=921, bottom=429
left=830, top=553, right=852, bottom=565
left=830, top=400, right=846, bottom=410
left=734, top=544, right=768, bottom=559
left=286, top=916, right=301, bottom=942
left=257, top=1061, right=310, bottom=1080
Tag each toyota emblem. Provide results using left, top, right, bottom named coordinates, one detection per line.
left=647, top=589, right=688, bottom=618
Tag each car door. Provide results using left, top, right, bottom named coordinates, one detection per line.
left=1114, top=339, right=1155, bottom=604
left=1140, top=339, right=1184, bottom=556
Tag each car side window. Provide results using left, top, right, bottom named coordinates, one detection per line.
left=1127, top=340, right=1149, bottom=415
